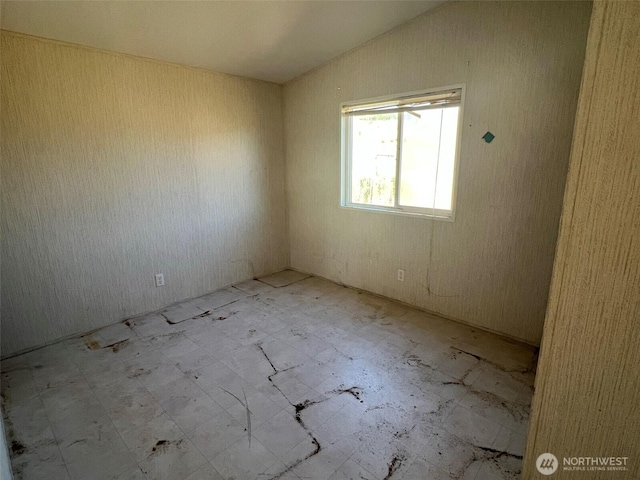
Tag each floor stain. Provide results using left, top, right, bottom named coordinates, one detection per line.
left=404, top=354, right=434, bottom=370
left=328, top=386, right=364, bottom=402
left=393, top=426, right=415, bottom=439
left=0, top=390, right=10, bottom=408
left=108, top=339, right=129, bottom=353
left=10, top=440, right=26, bottom=456
left=149, top=332, right=183, bottom=342
left=150, top=439, right=183, bottom=456
left=128, top=367, right=150, bottom=379
left=383, top=454, right=406, bottom=480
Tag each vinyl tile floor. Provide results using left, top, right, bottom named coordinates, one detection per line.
left=1, top=270, right=537, bottom=480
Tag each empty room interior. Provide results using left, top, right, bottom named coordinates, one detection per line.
left=0, top=1, right=638, bottom=480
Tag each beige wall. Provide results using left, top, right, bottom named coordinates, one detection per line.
left=0, top=32, right=288, bottom=356
left=523, top=1, right=640, bottom=478
left=283, top=1, right=591, bottom=345
left=0, top=5, right=14, bottom=479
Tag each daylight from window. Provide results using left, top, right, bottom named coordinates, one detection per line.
left=344, top=88, right=462, bottom=218
left=350, top=113, right=398, bottom=207
left=399, top=107, right=459, bottom=210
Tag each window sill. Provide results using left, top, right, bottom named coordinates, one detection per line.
left=340, top=204, right=454, bottom=222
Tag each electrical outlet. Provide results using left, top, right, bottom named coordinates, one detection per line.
left=397, top=269, right=405, bottom=282
left=155, top=273, right=165, bottom=287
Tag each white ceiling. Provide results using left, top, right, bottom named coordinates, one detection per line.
left=1, top=1, right=444, bottom=84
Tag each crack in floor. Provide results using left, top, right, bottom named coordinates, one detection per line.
left=404, top=347, right=531, bottom=427
left=455, top=444, right=523, bottom=480
left=256, top=340, right=489, bottom=480
left=475, top=445, right=523, bottom=460
left=219, top=387, right=252, bottom=446
left=450, top=346, right=536, bottom=381
left=255, top=342, right=382, bottom=480
left=395, top=346, right=530, bottom=479
left=256, top=342, right=324, bottom=479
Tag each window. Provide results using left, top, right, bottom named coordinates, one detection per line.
left=341, top=85, right=464, bottom=220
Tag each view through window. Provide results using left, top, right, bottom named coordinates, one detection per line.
left=342, top=86, right=463, bottom=219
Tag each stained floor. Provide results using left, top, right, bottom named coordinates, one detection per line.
left=1, top=270, right=537, bottom=480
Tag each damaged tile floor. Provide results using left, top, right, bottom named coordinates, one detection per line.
left=1, top=270, right=537, bottom=480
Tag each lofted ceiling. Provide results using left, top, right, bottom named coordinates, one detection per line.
left=1, top=1, right=445, bottom=84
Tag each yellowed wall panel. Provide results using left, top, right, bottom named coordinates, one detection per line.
left=0, top=32, right=288, bottom=356
left=283, top=1, right=591, bottom=345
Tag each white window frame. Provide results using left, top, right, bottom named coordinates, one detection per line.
left=340, top=84, right=465, bottom=221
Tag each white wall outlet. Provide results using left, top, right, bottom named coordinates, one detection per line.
left=155, top=273, right=165, bottom=287
left=397, top=269, right=405, bottom=282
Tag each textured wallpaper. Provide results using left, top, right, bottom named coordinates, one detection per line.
left=524, top=2, right=640, bottom=477
left=0, top=32, right=288, bottom=355
left=283, top=1, right=592, bottom=345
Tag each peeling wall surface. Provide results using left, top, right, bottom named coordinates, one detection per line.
left=523, top=1, right=640, bottom=478
left=0, top=32, right=288, bottom=356
left=283, top=1, right=591, bottom=345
